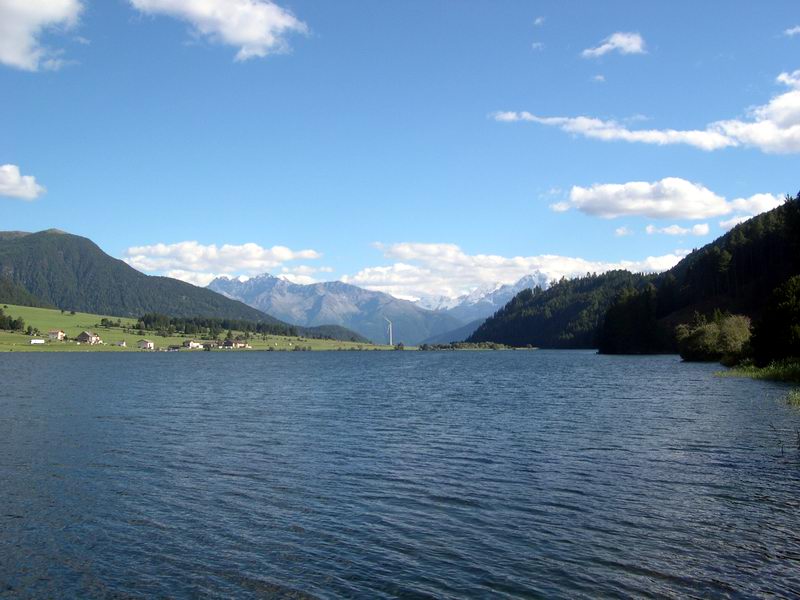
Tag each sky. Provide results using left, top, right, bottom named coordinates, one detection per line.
left=1, top=0, right=799, bottom=301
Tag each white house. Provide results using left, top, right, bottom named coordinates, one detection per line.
left=114, top=340, right=127, bottom=348
left=29, top=339, right=45, bottom=345
left=48, top=329, right=66, bottom=341
left=137, top=339, right=155, bottom=350
left=182, top=340, right=204, bottom=349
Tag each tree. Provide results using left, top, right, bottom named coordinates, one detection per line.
left=751, top=275, right=800, bottom=365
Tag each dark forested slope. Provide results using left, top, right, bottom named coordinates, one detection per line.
left=468, top=271, right=652, bottom=348
left=470, top=194, right=800, bottom=350
left=0, top=230, right=281, bottom=321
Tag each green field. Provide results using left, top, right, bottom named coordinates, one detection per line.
left=0, top=304, right=396, bottom=352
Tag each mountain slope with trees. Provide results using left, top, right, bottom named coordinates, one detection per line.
left=0, top=230, right=274, bottom=321
left=470, top=194, right=800, bottom=350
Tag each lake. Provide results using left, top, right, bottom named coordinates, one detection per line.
left=1, top=351, right=799, bottom=598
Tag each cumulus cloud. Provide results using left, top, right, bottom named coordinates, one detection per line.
left=123, top=240, right=321, bottom=285
left=554, top=177, right=782, bottom=224
left=0, top=164, right=46, bottom=200
left=784, top=25, right=800, bottom=37
left=564, top=178, right=730, bottom=219
left=0, top=0, right=82, bottom=71
left=534, top=16, right=545, bottom=26
left=592, top=74, right=605, bottom=83
left=341, top=242, right=686, bottom=301
left=129, top=0, right=308, bottom=61
left=581, top=32, right=645, bottom=58
left=645, top=223, right=709, bottom=236
left=493, top=70, right=800, bottom=154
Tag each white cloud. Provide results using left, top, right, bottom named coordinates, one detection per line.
left=129, top=0, right=308, bottom=61
left=492, top=111, right=734, bottom=151
left=581, top=32, right=645, bottom=58
left=341, top=242, right=686, bottom=301
left=123, top=240, right=321, bottom=284
left=592, top=74, right=605, bottom=83
left=0, top=0, right=82, bottom=71
left=645, top=223, right=709, bottom=236
left=0, top=164, right=46, bottom=200
left=785, top=25, right=800, bottom=37
left=531, top=42, right=544, bottom=51
left=556, top=178, right=782, bottom=223
left=614, top=226, right=633, bottom=237
left=718, top=215, right=751, bottom=231
left=564, top=178, right=731, bottom=219
left=493, top=70, right=800, bottom=154
left=534, top=16, right=545, bottom=26
left=729, top=192, right=783, bottom=215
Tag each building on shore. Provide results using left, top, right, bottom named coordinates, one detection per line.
left=29, top=339, right=45, bottom=345
left=76, top=331, right=102, bottom=345
left=137, top=339, right=155, bottom=350
left=48, top=329, right=66, bottom=341
left=182, top=340, right=204, bottom=349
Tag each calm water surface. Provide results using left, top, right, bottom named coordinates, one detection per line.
left=1, top=351, right=800, bottom=598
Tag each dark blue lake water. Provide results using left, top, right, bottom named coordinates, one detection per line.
left=1, top=351, right=800, bottom=598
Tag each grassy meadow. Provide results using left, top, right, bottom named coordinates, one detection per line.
left=0, top=304, right=395, bottom=352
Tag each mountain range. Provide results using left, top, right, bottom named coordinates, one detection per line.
left=208, top=272, right=550, bottom=345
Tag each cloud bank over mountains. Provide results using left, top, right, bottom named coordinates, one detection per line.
left=123, top=240, right=322, bottom=287
left=340, top=242, right=687, bottom=301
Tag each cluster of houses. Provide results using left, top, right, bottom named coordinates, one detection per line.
left=28, top=328, right=253, bottom=351
left=137, top=338, right=253, bottom=351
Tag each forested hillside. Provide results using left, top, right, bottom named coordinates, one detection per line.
left=470, top=194, right=800, bottom=350
left=0, top=230, right=283, bottom=321
left=468, top=270, right=652, bottom=348
left=0, top=276, right=50, bottom=308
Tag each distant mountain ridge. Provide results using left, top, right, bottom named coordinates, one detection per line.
left=434, top=272, right=550, bottom=324
left=209, top=274, right=464, bottom=345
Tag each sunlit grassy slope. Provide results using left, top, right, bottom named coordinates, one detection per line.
left=0, top=304, right=395, bottom=352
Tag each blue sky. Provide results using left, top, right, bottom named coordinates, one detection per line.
left=1, top=0, right=799, bottom=300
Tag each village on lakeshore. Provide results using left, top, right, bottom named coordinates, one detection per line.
left=0, top=304, right=398, bottom=352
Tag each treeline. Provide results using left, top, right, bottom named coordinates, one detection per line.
left=667, top=274, right=800, bottom=371
left=0, top=307, right=25, bottom=331
left=471, top=194, right=800, bottom=353
left=133, top=313, right=368, bottom=342
left=468, top=270, right=653, bottom=348
left=597, top=193, right=800, bottom=354
left=136, top=313, right=299, bottom=338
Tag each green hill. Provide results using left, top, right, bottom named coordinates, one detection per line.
left=0, top=230, right=280, bottom=321
left=469, top=194, right=800, bottom=350
left=0, top=230, right=368, bottom=342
